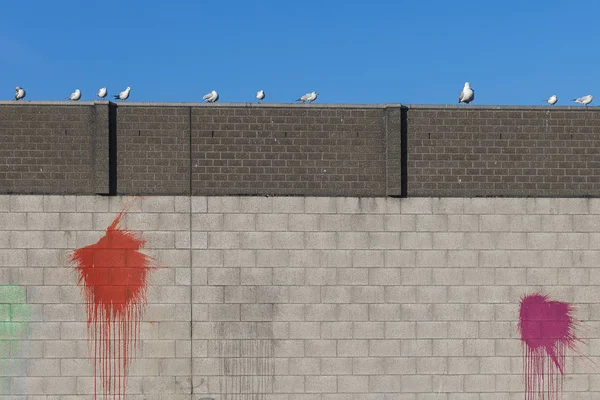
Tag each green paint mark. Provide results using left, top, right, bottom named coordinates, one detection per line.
left=0, top=285, right=29, bottom=394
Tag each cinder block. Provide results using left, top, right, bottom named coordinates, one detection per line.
left=447, top=215, right=479, bottom=231
left=272, top=232, right=304, bottom=249
left=273, top=197, right=305, bottom=213
left=416, top=322, right=448, bottom=339
left=59, top=213, right=93, bottom=230
left=256, top=286, right=289, bottom=303
left=10, top=196, right=43, bottom=212
left=320, top=214, right=352, bottom=231
left=432, top=198, right=464, bottom=214
left=207, top=268, right=239, bottom=285
left=337, top=304, right=368, bottom=321
left=288, top=214, right=320, bottom=231
left=337, top=268, right=368, bottom=285
left=369, top=269, right=401, bottom=285
left=240, top=304, right=273, bottom=321
left=224, top=213, right=256, bottom=231
left=321, top=322, right=353, bottom=339
left=192, top=249, right=223, bottom=267
left=385, top=322, right=416, bottom=339
left=351, top=286, right=385, bottom=303
left=273, top=268, right=304, bottom=285
left=353, top=322, right=385, bottom=338
left=273, top=304, right=305, bottom=321
left=369, top=375, right=401, bottom=392
left=305, top=232, right=336, bottom=249
left=273, top=340, right=304, bottom=357
left=305, top=304, right=336, bottom=321
left=369, top=233, right=400, bottom=249
left=273, top=376, right=305, bottom=393
left=432, top=268, right=463, bottom=285
left=401, top=233, right=432, bottom=249
left=288, top=250, right=319, bottom=267
left=305, top=339, right=337, bottom=356
left=192, top=213, right=224, bottom=231
left=401, top=198, right=432, bottom=214
left=289, top=357, right=321, bottom=375
left=26, top=213, right=60, bottom=230
left=321, top=357, right=352, bottom=375
left=338, top=232, right=369, bottom=249
left=208, top=304, right=240, bottom=321
left=257, top=214, right=288, bottom=231
left=385, top=215, right=416, bottom=232
left=207, top=197, right=240, bottom=213
left=290, top=286, right=321, bottom=303
left=417, top=251, right=448, bottom=268
left=0, top=213, right=26, bottom=230
left=385, top=287, right=416, bottom=303
left=28, top=249, right=62, bottom=267
left=338, top=340, right=369, bottom=357
left=305, top=197, right=336, bottom=213
left=43, top=196, right=77, bottom=212
left=208, top=232, right=240, bottom=249
left=369, top=305, right=401, bottom=321
left=223, top=249, right=256, bottom=267
left=289, top=322, right=321, bottom=339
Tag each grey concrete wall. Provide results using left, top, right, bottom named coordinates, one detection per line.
left=1, top=195, right=600, bottom=399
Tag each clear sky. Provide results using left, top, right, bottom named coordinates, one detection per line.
left=2, top=1, right=598, bottom=105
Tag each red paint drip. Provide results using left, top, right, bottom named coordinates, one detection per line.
left=518, top=293, right=578, bottom=400
left=71, top=203, right=153, bottom=400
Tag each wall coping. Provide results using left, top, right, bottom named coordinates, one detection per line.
left=1, top=101, right=599, bottom=111
left=0, top=101, right=401, bottom=109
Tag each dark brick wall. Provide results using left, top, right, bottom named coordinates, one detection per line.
left=191, top=106, right=388, bottom=196
left=406, top=106, right=600, bottom=197
left=4, top=102, right=600, bottom=197
left=0, top=102, right=101, bottom=194
left=115, top=106, right=190, bottom=195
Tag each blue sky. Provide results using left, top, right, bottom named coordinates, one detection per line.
left=1, top=1, right=598, bottom=105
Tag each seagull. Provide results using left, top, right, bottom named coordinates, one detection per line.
left=68, top=89, right=81, bottom=101
left=114, top=86, right=131, bottom=101
left=97, top=87, right=108, bottom=99
left=297, top=91, right=318, bottom=103
left=572, top=95, right=593, bottom=106
left=14, top=87, right=26, bottom=101
left=544, top=95, right=558, bottom=105
left=458, top=82, right=475, bottom=104
left=256, top=90, right=265, bottom=103
left=203, top=90, right=219, bottom=103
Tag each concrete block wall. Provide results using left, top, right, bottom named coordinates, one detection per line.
left=2, top=195, right=600, bottom=399
left=406, top=106, right=600, bottom=197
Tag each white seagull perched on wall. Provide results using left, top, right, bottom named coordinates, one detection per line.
left=458, top=82, right=475, bottom=104
left=114, top=87, right=131, bottom=101
left=297, top=91, right=318, bottom=103
left=544, top=95, right=558, bottom=105
left=256, top=90, right=265, bottom=103
left=14, top=87, right=26, bottom=101
left=572, top=95, right=593, bottom=106
left=68, top=89, right=81, bottom=101
left=97, top=87, right=108, bottom=99
left=203, top=90, right=219, bottom=103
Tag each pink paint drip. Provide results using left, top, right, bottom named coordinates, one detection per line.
left=518, top=293, right=578, bottom=400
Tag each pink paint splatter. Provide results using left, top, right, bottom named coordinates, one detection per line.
left=518, top=293, right=578, bottom=400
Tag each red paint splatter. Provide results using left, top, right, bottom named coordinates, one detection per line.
left=518, top=293, right=578, bottom=400
left=71, top=201, right=153, bottom=400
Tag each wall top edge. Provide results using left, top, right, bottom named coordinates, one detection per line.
left=405, top=104, right=599, bottom=110
left=0, top=101, right=401, bottom=109
left=1, top=101, right=598, bottom=111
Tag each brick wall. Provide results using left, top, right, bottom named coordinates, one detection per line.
left=3, top=102, right=600, bottom=197
left=0, top=103, right=105, bottom=195
left=191, top=106, right=392, bottom=196
left=406, top=106, right=600, bottom=197
left=2, top=195, right=600, bottom=399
